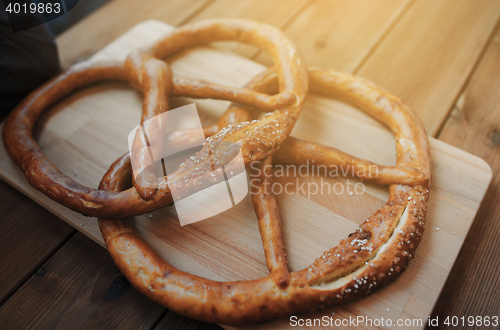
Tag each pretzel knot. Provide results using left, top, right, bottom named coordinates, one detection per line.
left=3, top=19, right=307, bottom=218
left=2, top=19, right=431, bottom=326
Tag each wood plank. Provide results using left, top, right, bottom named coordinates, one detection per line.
left=430, top=24, right=500, bottom=323
left=254, top=0, right=411, bottom=72
left=56, top=0, right=312, bottom=70
left=0, top=233, right=166, bottom=329
left=356, top=0, right=500, bottom=136
left=56, top=0, right=413, bottom=75
left=0, top=21, right=492, bottom=329
left=0, top=180, right=74, bottom=305
left=56, top=0, right=214, bottom=68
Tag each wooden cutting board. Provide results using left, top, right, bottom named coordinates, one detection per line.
left=0, top=21, right=492, bottom=329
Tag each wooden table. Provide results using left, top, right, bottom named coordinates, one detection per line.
left=0, top=0, right=499, bottom=328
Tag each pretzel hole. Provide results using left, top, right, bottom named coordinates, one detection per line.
left=34, top=82, right=141, bottom=188
left=135, top=196, right=270, bottom=281
left=297, top=94, right=398, bottom=167
left=166, top=46, right=285, bottom=110
left=166, top=46, right=260, bottom=87
left=170, top=97, right=227, bottom=127
left=272, top=174, right=387, bottom=224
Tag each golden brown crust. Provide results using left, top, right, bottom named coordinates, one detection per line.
left=251, top=156, right=290, bottom=289
left=276, top=137, right=428, bottom=186
left=99, top=69, right=431, bottom=325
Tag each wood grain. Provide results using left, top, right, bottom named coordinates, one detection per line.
left=0, top=233, right=166, bottom=330
left=0, top=180, right=74, bottom=305
left=0, top=21, right=492, bottom=329
left=356, top=0, right=500, bottom=136
left=430, top=24, right=500, bottom=324
left=56, top=0, right=312, bottom=70
left=254, top=0, right=411, bottom=72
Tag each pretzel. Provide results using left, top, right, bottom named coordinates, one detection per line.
left=2, top=19, right=307, bottom=218
left=99, top=68, right=430, bottom=325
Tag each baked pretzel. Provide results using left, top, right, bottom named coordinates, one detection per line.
left=2, top=19, right=307, bottom=218
left=2, top=18, right=430, bottom=326
left=99, top=68, right=430, bottom=325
